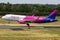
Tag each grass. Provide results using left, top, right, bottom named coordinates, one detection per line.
left=0, top=16, right=60, bottom=40
left=0, top=37, right=60, bottom=40
left=0, top=28, right=60, bottom=40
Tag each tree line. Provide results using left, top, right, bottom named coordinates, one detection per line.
left=0, top=2, right=60, bottom=16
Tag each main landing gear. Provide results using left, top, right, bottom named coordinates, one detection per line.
left=26, top=22, right=30, bottom=29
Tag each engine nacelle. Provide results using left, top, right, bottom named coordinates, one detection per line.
left=18, top=20, right=25, bottom=24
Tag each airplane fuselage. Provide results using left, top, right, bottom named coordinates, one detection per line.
left=2, top=9, right=58, bottom=24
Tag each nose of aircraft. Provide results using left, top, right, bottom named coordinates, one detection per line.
left=2, top=16, right=5, bottom=19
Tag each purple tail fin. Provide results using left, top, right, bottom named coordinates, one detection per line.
left=47, top=9, right=58, bottom=19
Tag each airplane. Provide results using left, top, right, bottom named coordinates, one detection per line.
left=2, top=9, right=58, bottom=24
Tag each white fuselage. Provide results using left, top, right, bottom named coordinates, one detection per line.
left=2, top=14, right=26, bottom=21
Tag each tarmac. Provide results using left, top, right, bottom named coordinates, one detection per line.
left=0, top=25, right=60, bottom=29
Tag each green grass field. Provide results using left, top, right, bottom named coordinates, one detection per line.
left=0, top=28, right=60, bottom=40
left=0, top=16, right=60, bottom=40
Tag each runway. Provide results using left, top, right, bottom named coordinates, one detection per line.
left=0, top=25, right=60, bottom=29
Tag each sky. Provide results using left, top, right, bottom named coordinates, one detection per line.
left=0, top=0, right=60, bottom=4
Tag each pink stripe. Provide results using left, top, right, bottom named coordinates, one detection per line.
left=24, top=16, right=35, bottom=21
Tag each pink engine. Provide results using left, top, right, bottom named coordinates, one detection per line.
left=18, top=20, right=25, bottom=24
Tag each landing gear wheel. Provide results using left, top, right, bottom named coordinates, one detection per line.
left=26, top=21, right=30, bottom=29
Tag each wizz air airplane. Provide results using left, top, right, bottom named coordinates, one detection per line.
left=2, top=9, right=58, bottom=24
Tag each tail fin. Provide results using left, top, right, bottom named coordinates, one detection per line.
left=47, top=9, right=58, bottom=19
